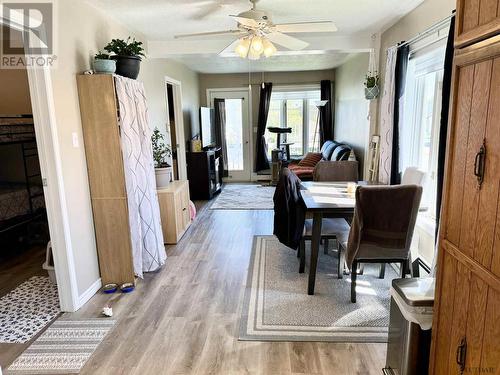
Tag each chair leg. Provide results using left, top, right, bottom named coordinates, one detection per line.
left=338, top=243, right=345, bottom=279
left=323, top=238, right=329, bottom=255
left=351, top=260, right=357, bottom=303
left=379, top=263, right=386, bottom=279
left=299, top=240, right=306, bottom=273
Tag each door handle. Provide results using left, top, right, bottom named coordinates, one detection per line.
left=473, top=139, right=486, bottom=188
left=456, top=337, right=467, bottom=373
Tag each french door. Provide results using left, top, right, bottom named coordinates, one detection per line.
left=209, top=90, right=251, bottom=181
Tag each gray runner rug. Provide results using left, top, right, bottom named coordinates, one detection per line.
left=240, top=236, right=396, bottom=343
left=6, top=319, right=116, bottom=374
left=211, top=184, right=274, bottom=210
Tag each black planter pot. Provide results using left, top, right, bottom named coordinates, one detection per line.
left=111, top=55, right=141, bottom=79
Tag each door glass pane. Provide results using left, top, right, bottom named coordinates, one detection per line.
left=286, top=99, right=304, bottom=156
left=224, top=99, right=244, bottom=171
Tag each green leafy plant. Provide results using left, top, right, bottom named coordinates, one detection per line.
left=364, top=73, right=379, bottom=88
left=104, top=37, right=145, bottom=58
left=94, top=51, right=110, bottom=60
left=151, top=128, right=172, bottom=168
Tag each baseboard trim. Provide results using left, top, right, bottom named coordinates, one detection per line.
left=77, top=278, right=102, bottom=310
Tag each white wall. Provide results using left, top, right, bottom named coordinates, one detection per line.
left=50, top=0, right=145, bottom=299
left=141, top=59, right=200, bottom=144
left=334, top=53, right=370, bottom=177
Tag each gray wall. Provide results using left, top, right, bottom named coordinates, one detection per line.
left=334, top=53, right=370, bottom=177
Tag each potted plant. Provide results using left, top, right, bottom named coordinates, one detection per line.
left=104, top=37, right=145, bottom=79
left=152, top=128, right=173, bottom=188
left=364, top=72, right=380, bottom=100
left=93, top=51, right=116, bottom=74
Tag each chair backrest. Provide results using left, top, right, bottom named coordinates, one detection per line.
left=346, top=185, right=422, bottom=265
left=313, top=161, right=359, bottom=182
left=401, top=167, right=425, bottom=186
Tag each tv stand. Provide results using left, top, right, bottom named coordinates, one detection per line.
left=186, top=148, right=223, bottom=200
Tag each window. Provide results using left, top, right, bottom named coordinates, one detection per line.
left=264, top=89, right=321, bottom=158
left=401, top=46, right=445, bottom=221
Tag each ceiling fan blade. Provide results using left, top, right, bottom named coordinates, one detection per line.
left=267, top=32, right=309, bottom=50
left=274, top=21, right=337, bottom=33
left=219, top=38, right=240, bottom=55
left=174, top=30, right=242, bottom=39
left=230, top=15, right=259, bottom=28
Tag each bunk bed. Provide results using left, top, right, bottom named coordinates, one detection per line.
left=0, top=116, right=47, bottom=244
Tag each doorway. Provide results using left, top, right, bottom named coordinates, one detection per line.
left=164, top=77, right=187, bottom=180
left=208, top=89, right=251, bottom=181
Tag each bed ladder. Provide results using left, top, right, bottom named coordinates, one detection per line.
left=21, top=141, right=43, bottom=215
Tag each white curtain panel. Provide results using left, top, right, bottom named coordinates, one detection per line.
left=114, top=76, right=166, bottom=278
left=378, top=47, right=398, bottom=184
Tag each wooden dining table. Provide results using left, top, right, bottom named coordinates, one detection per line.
left=300, top=181, right=361, bottom=295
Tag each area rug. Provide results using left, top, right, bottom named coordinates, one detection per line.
left=239, top=236, right=396, bottom=343
left=211, top=184, right=275, bottom=210
left=0, top=276, right=60, bottom=343
left=6, top=319, right=116, bottom=374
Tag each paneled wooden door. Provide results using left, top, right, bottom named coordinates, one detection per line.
left=429, top=37, right=500, bottom=374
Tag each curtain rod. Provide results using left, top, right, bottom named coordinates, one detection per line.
left=396, top=12, right=454, bottom=49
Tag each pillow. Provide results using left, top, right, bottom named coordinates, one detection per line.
left=298, top=152, right=323, bottom=167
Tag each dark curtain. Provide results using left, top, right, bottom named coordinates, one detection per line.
left=214, top=98, right=228, bottom=177
left=436, top=14, right=455, bottom=238
left=390, top=44, right=410, bottom=185
left=255, top=82, right=272, bottom=172
left=319, top=80, right=333, bottom=145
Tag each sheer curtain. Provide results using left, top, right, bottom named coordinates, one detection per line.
left=379, top=47, right=398, bottom=184
left=114, top=75, right=166, bottom=278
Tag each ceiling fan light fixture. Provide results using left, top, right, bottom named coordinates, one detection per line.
left=247, top=46, right=262, bottom=60
left=263, top=39, right=277, bottom=58
left=250, top=35, right=264, bottom=53
left=235, top=37, right=251, bottom=58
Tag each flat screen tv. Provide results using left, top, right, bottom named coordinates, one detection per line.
left=199, top=107, right=215, bottom=149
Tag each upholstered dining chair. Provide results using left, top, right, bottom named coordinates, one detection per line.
left=401, top=167, right=425, bottom=186
left=312, top=160, right=359, bottom=182
left=342, top=185, right=422, bottom=303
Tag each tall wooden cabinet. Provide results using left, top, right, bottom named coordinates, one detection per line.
left=76, top=74, right=135, bottom=286
left=430, top=2, right=500, bottom=373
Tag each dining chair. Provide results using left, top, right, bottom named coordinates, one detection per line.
left=401, top=167, right=425, bottom=186
left=342, top=185, right=422, bottom=303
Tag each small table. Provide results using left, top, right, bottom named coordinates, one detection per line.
left=300, top=181, right=359, bottom=295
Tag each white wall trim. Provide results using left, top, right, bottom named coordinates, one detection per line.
left=77, top=278, right=102, bottom=308
left=165, top=76, right=187, bottom=180
left=0, top=17, right=81, bottom=312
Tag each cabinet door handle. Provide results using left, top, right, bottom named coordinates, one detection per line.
left=473, top=140, right=486, bottom=188
left=183, top=207, right=187, bottom=211
left=456, top=337, right=467, bottom=373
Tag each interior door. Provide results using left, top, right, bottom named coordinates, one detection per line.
left=209, top=90, right=251, bottom=181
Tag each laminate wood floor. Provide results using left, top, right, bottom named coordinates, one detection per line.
left=1, top=202, right=386, bottom=374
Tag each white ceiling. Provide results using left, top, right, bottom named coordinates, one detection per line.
left=86, top=0, right=424, bottom=73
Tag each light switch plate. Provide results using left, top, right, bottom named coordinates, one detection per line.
left=72, top=132, right=79, bottom=148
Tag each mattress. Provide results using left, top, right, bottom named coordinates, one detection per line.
left=0, top=183, right=44, bottom=222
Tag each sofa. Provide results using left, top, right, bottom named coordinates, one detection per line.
left=288, top=140, right=353, bottom=180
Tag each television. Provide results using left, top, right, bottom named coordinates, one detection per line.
left=199, top=107, right=215, bottom=149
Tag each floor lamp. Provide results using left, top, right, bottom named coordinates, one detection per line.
left=312, top=100, right=328, bottom=152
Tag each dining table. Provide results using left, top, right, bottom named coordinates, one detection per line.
left=300, top=181, right=363, bottom=295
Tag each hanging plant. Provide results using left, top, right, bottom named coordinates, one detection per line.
left=365, top=48, right=380, bottom=100
left=364, top=73, right=380, bottom=100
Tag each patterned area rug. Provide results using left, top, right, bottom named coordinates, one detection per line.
left=211, top=184, right=275, bottom=210
left=240, top=236, right=396, bottom=343
left=0, top=276, right=60, bottom=343
left=6, top=319, right=116, bottom=374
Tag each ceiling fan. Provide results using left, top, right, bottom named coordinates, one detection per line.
left=174, top=0, right=337, bottom=59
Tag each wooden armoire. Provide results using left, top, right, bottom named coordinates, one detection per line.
left=430, top=1, right=500, bottom=374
